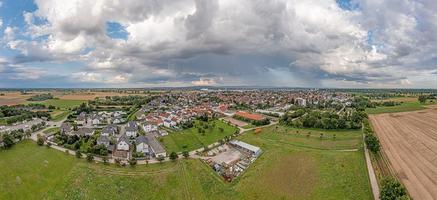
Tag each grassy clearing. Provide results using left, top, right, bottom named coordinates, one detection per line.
left=235, top=126, right=372, bottom=200
left=50, top=110, right=70, bottom=121
left=366, top=101, right=425, bottom=114
left=26, top=99, right=86, bottom=110
left=43, top=127, right=60, bottom=134
left=161, top=120, right=239, bottom=153
left=0, top=125, right=372, bottom=200
left=0, top=141, right=238, bottom=200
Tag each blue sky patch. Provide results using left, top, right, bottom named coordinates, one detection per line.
left=106, top=22, right=128, bottom=40
left=336, top=0, right=359, bottom=11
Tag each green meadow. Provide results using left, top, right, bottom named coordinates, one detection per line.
left=0, top=124, right=372, bottom=200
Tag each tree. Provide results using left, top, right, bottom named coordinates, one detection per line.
left=37, top=135, right=45, bottom=146
left=128, top=158, right=137, bottom=166
left=157, top=155, right=165, bottom=163
left=380, top=177, right=409, bottom=200
left=182, top=150, right=190, bottom=158
left=2, top=134, right=14, bottom=148
left=418, top=95, right=427, bottom=104
left=365, top=134, right=380, bottom=153
left=169, top=152, right=178, bottom=161
left=75, top=150, right=82, bottom=158
left=86, top=153, right=94, bottom=162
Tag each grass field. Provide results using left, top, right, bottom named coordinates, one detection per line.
left=366, top=101, right=426, bottom=114
left=0, top=125, right=372, bottom=200
left=161, top=120, right=239, bottom=153
left=234, top=126, right=371, bottom=199
left=50, top=110, right=70, bottom=121
left=26, top=99, right=86, bottom=110
left=43, top=127, right=60, bottom=134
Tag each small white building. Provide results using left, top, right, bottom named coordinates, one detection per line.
left=135, top=136, right=149, bottom=155
left=229, top=140, right=262, bottom=157
left=142, top=123, right=158, bottom=133
left=116, top=135, right=130, bottom=151
left=295, top=98, right=307, bottom=107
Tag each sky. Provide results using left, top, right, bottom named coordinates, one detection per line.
left=0, top=0, right=436, bottom=88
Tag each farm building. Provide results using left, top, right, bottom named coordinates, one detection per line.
left=229, top=140, right=262, bottom=157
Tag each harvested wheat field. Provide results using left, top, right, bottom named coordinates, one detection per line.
left=370, top=110, right=437, bottom=200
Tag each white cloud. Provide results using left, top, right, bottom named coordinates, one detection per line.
left=0, top=18, right=3, bottom=28
left=3, top=0, right=437, bottom=87
left=191, top=78, right=217, bottom=86
left=3, top=26, right=16, bottom=41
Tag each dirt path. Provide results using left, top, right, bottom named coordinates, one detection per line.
left=370, top=109, right=437, bottom=200
left=363, top=134, right=380, bottom=200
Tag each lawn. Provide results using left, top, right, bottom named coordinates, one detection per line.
left=50, top=110, right=70, bottom=121
left=0, top=125, right=372, bottom=200
left=26, top=99, right=86, bottom=110
left=366, top=101, right=425, bottom=114
left=43, top=127, right=60, bottom=134
left=161, top=120, right=239, bottom=153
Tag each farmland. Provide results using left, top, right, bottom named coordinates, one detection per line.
left=0, top=125, right=372, bottom=200
left=25, top=99, right=86, bottom=110
left=365, top=101, right=425, bottom=114
left=160, top=120, right=239, bottom=153
left=370, top=109, right=437, bottom=199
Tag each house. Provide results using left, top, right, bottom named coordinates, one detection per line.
left=76, top=112, right=87, bottom=125
left=127, top=121, right=137, bottom=128
left=163, top=119, right=175, bottom=128
left=97, top=135, right=110, bottom=147
left=102, top=124, right=118, bottom=136
left=60, top=123, right=73, bottom=134
left=72, top=128, right=95, bottom=137
left=116, top=134, right=130, bottom=151
left=146, top=134, right=166, bottom=158
left=125, top=121, right=138, bottom=137
left=135, top=136, right=149, bottom=155
left=142, top=123, right=158, bottom=133
left=295, top=98, right=307, bottom=107
left=91, top=117, right=101, bottom=125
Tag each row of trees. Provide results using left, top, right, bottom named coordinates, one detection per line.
left=362, top=118, right=409, bottom=199
left=281, top=109, right=366, bottom=130
left=418, top=94, right=436, bottom=104
left=27, top=93, right=53, bottom=101
left=233, top=115, right=270, bottom=126
left=90, top=95, right=153, bottom=106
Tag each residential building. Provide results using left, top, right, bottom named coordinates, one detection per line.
left=135, top=136, right=149, bottom=155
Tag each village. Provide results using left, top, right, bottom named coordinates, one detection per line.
left=1, top=89, right=354, bottom=180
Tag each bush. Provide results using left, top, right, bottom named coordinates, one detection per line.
left=102, top=157, right=109, bottom=165
left=1, top=134, right=14, bottom=149
left=365, top=134, right=380, bottom=153
left=380, top=177, right=409, bottom=200
left=169, top=152, right=178, bottom=161
left=129, top=158, right=137, bottom=166
left=157, top=155, right=165, bottom=163
left=75, top=150, right=82, bottom=158
left=86, top=153, right=94, bottom=162
left=182, top=150, right=190, bottom=158
left=37, top=135, right=45, bottom=146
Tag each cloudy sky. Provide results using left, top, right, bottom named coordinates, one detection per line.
left=0, top=0, right=436, bottom=88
